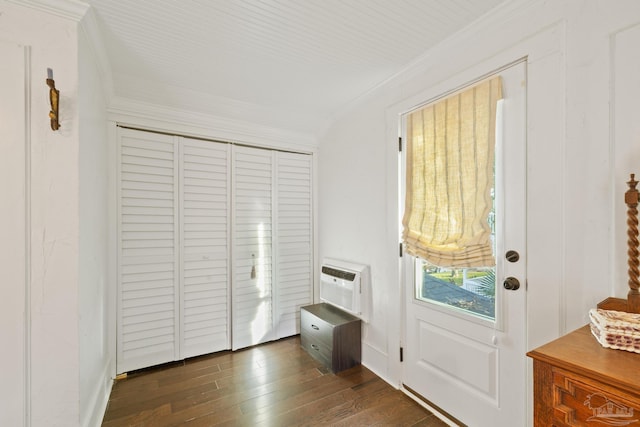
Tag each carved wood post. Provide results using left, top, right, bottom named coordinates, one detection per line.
left=626, top=173, right=640, bottom=312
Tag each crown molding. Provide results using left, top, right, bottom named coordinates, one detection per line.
left=108, top=96, right=318, bottom=152
left=112, top=72, right=328, bottom=137
left=6, top=0, right=89, bottom=21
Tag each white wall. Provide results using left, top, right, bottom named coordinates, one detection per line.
left=0, top=1, right=110, bottom=426
left=1, top=3, right=81, bottom=425
left=318, top=0, right=640, bottom=390
left=78, top=17, right=111, bottom=427
left=612, top=23, right=640, bottom=303
left=319, top=96, right=397, bottom=379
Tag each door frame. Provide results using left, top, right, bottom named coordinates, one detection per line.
left=384, top=23, right=565, bottom=426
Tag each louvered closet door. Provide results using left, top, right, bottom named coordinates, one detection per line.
left=274, top=152, right=313, bottom=338
left=232, top=146, right=275, bottom=350
left=179, top=138, right=230, bottom=357
left=117, top=128, right=179, bottom=373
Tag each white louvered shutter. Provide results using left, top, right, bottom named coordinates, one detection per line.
left=274, top=152, right=313, bottom=338
left=179, top=138, right=231, bottom=357
left=117, top=129, right=313, bottom=368
left=231, top=146, right=275, bottom=350
left=117, top=128, right=179, bottom=373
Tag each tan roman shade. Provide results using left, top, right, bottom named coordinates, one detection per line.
left=402, top=77, right=503, bottom=268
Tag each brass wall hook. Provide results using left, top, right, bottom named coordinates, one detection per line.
left=46, top=68, right=60, bottom=131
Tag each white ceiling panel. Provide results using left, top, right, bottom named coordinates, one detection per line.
left=86, top=0, right=506, bottom=134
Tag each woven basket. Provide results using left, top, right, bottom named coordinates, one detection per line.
left=589, top=308, right=640, bottom=354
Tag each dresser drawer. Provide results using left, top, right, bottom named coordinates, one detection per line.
left=300, top=334, right=331, bottom=367
left=551, top=368, right=640, bottom=426
left=301, top=308, right=334, bottom=346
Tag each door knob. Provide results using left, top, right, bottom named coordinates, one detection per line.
left=503, top=277, right=520, bottom=291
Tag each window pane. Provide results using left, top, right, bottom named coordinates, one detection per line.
left=415, top=259, right=495, bottom=320
left=414, top=180, right=496, bottom=320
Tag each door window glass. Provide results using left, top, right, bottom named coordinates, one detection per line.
left=414, top=176, right=496, bottom=319
left=404, top=79, right=502, bottom=321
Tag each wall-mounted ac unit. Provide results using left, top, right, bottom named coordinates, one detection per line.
left=320, top=258, right=369, bottom=322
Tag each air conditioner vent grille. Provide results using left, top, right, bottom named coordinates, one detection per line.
left=321, top=266, right=356, bottom=281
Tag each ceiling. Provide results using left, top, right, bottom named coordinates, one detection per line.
left=86, top=0, right=506, bottom=136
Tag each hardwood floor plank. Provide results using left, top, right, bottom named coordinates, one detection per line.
left=102, top=403, right=172, bottom=427
left=253, top=376, right=391, bottom=426
left=411, top=415, right=452, bottom=427
left=103, top=382, right=219, bottom=423
left=169, top=368, right=341, bottom=425
left=272, top=376, right=400, bottom=426
left=170, top=366, right=323, bottom=414
left=102, top=336, right=443, bottom=426
left=233, top=368, right=378, bottom=423
left=331, top=393, right=434, bottom=426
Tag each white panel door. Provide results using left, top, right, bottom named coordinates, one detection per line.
left=232, top=145, right=275, bottom=350
left=274, top=152, right=313, bottom=338
left=0, top=39, right=27, bottom=427
left=117, top=128, right=179, bottom=373
left=179, top=138, right=230, bottom=358
left=402, top=61, right=527, bottom=426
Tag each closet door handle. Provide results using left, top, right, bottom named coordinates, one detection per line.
left=311, top=324, right=319, bottom=330
left=311, top=344, right=319, bottom=351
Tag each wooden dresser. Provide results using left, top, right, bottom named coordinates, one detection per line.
left=300, top=303, right=361, bottom=373
left=527, top=325, right=640, bottom=426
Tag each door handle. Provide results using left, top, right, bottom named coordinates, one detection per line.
left=503, top=277, right=520, bottom=291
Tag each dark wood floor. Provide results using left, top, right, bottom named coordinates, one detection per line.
left=102, top=336, right=448, bottom=426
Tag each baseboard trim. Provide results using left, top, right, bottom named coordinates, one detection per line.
left=82, top=361, right=114, bottom=427
left=361, top=341, right=393, bottom=384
